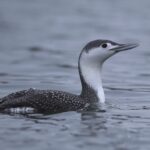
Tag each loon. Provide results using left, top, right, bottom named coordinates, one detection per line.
left=0, top=39, right=139, bottom=114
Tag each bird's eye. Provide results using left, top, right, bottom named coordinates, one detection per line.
left=101, top=43, right=108, bottom=48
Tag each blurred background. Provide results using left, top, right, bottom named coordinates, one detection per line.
left=0, top=0, right=150, bottom=150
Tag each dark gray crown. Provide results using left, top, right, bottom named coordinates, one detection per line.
left=83, top=39, right=118, bottom=52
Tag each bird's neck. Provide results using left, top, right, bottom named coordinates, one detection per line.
left=78, top=57, right=105, bottom=103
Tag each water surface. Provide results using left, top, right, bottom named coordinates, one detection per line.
left=0, top=0, right=150, bottom=150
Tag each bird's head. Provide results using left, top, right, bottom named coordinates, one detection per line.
left=80, top=39, right=139, bottom=65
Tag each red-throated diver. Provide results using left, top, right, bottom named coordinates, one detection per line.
left=0, top=39, right=139, bottom=114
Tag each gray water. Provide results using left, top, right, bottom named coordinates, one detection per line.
left=0, top=0, right=150, bottom=150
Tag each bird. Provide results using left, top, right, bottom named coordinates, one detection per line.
left=0, top=39, right=139, bottom=114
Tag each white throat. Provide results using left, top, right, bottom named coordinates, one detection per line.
left=79, top=54, right=105, bottom=103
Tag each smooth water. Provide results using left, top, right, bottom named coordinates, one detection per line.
left=0, top=0, right=150, bottom=150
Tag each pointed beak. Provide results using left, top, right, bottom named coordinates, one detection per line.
left=110, top=43, right=139, bottom=52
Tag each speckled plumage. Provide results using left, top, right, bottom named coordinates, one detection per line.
left=0, top=88, right=86, bottom=113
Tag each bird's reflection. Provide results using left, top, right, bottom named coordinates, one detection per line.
left=73, top=103, right=108, bottom=137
